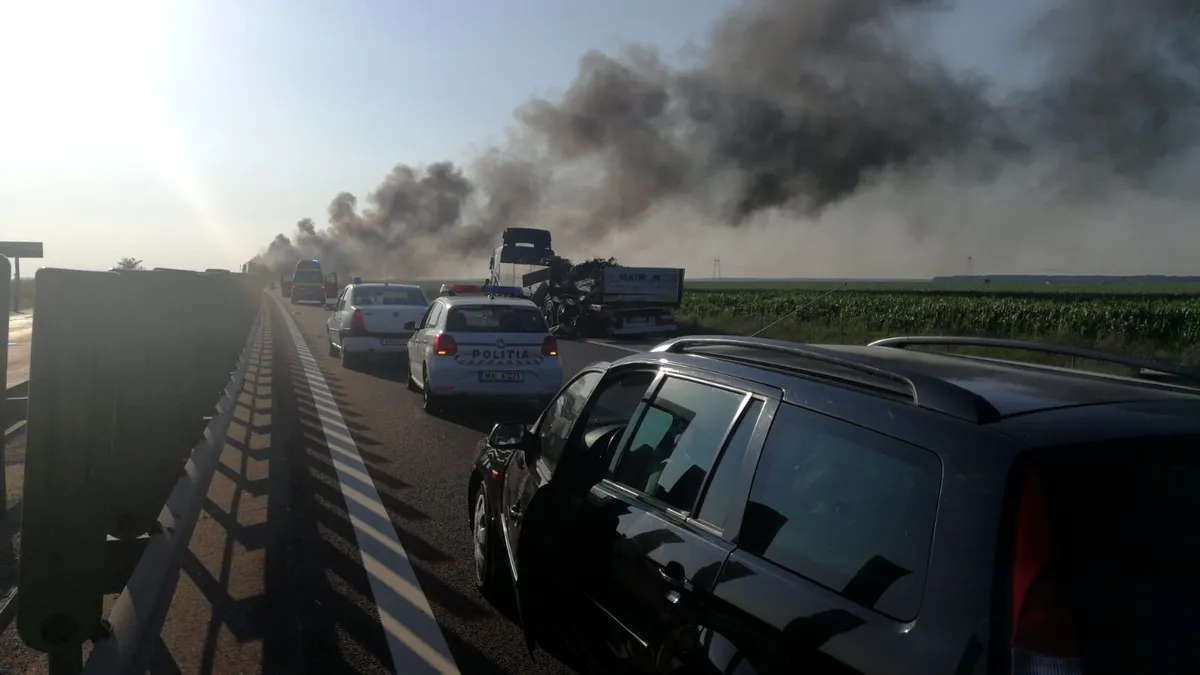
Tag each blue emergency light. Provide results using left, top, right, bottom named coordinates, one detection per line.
left=483, top=285, right=525, bottom=298
left=352, top=276, right=362, bottom=284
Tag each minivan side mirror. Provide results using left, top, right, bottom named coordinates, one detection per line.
left=404, top=321, right=417, bottom=330
left=487, top=422, right=529, bottom=450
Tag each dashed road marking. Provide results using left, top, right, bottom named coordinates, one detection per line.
left=579, top=339, right=643, bottom=353
left=270, top=295, right=460, bottom=675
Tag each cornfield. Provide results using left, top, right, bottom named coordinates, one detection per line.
left=680, top=291, right=1200, bottom=350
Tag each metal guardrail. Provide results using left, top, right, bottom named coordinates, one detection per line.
left=0, top=264, right=269, bottom=675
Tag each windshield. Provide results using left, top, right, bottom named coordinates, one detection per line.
left=352, top=287, right=426, bottom=306
left=445, top=306, right=547, bottom=333
left=293, top=270, right=323, bottom=283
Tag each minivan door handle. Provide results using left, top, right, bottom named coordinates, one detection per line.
left=657, top=561, right=688, bottom=589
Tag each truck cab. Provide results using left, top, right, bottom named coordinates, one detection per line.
left=487, top=228, right=556, bottom=288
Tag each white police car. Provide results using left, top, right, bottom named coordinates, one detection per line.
left=405, top=287, right=563, bottom=413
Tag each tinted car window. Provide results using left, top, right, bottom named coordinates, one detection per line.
left=446, top=306, right=547, bottom=333
left=613, top=377, right=746, bottom=513
left=582, top=370, right=656, bottom=434
left=294, top=270, right=323, bottom=283
left=1035, top=441, right=1200, bottom=673
left=537, top=371, right=602, bottom=466
left=696, top=399, right=764, bottom=531
left=352, top=287, right=426, bottom=306
left=738, top=403, right=940, bottom=620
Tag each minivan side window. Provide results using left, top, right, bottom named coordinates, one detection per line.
left=611, top=376, right=747, bottom=513
left=738, top=403, right=941, bottom=620
left=695, top=399, right=764, bottom=531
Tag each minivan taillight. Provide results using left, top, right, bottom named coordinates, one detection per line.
left=1010, top=473, right=1081, bottom=674
left=350, top=309, right=367, bottom=334
left=542, top=336, right=558, bottom=357
left=433, top=334, right=457, bottom=356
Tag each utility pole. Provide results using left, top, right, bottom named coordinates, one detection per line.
left=967, top=256, right=973, bottom=280
left=712, top=258, right=721, bottom=281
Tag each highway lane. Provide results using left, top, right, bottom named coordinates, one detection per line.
left=273, top=296, right=651, bottom=674
left=7, top=313, right=31, bottom=388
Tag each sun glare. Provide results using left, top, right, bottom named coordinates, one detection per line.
left=0, top=0, right=176, bottom=158
left=0, top=0, right=240, bottom=262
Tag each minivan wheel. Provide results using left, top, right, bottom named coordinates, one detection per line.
left=472, top=485, right=494, bottom=593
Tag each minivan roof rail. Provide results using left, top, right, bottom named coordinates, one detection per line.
left=868, top=336, right=1200, bottom=386
left=653, top=335, right=1001, bottom=423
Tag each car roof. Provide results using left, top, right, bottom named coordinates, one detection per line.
left=439, top=295, right=537, bottom=308
left=612, top=336, right=1200, bottom=425
left=349, top=282, right=423, bottom=291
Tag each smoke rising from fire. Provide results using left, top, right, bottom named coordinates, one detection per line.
left=256, top=0, right=1200, bottom=278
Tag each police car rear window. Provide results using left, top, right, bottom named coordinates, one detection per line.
left=446, top=307, right=546, bottom=333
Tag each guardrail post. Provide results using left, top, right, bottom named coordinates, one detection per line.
left=17, top=269, right=121, bottom=671
left=0, top=255, right=10, bottom=515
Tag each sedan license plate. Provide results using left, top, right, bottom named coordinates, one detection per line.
left=626, top=316, right=649, bottom=324
left=379, top=339, right=405, bottom=346
left=480, top=371, right=524, bottom=383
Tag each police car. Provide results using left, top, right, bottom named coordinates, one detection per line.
left=405, top=286, right=563, bottom=413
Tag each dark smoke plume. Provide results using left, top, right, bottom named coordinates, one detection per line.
left=254, top=0, right=1200, bottom=277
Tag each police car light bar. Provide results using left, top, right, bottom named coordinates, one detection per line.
left=441, top=284, right=525, bottom=298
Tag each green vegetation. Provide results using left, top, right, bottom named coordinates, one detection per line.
left=678, top=283, right=1200, bottom=365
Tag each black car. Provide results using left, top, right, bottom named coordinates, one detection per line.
left=466, top=335, right=1200, bottom=675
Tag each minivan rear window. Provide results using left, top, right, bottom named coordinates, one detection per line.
left=446, top=306, right=546, bottom=333
left=1031, top=441, right=1200, bottom=673
left=293, top=270, right=323, bottom=283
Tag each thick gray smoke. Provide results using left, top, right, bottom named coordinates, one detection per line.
left=255, top=0, right=1200, bottom=277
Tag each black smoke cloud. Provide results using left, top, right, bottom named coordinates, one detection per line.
left=254, top=0, right=1200, bottom=276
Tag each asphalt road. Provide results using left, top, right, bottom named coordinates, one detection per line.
left=272, top=296, right=656, bottom=674
left=7, top=312, right=31, bottom=388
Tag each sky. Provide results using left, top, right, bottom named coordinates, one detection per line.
left=0, top=0, right=1053, bottom=276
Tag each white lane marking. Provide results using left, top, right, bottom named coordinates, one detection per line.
left=270, top=295, right=460, bottom=675
left=580, top=339, right=641, bottom=353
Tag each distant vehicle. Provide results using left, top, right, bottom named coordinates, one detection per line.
left=406, top=293, right=562, bottom=414
left=240, top=260, right=270, bottom=276
left=325, top=282, right=428, bottom=369
left=466, top=334, right=1200, bottom=675
left=287, top=259, right=337, bottom=305
left=486, top=228, right=685, bottom=339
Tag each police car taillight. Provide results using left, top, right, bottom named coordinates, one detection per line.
left=541, top=336, right=557, bottom=357
left=434, top=334, right=457, bottom=356
left=1009, top=473, right=1081, bottom=675
left=350, top=309, right=367, bottom=332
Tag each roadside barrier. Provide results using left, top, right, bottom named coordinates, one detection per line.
left=6, top=267, right=267, bottom=674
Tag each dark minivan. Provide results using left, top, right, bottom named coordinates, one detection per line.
left=467, top=335, right=1200, bottom=675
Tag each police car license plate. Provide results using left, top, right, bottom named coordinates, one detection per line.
left=480, top=371, right=524, bottom=383
left=379, top=340, right=404, bottom=346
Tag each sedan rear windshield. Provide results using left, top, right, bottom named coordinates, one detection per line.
left=446, top=306, right=547, bottom=333
left=1025, top=439, right=1200, bottom=672
left=293, top=270, right=323, bottom=283
left=353, top=288, right=426, bottom=306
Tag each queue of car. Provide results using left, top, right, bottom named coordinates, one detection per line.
left=308, top=279, right=1200, bottom=674
left=323, top=280, right=563, bottom=413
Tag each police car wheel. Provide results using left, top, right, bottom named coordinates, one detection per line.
left=422, top=370, right=441, bottom=413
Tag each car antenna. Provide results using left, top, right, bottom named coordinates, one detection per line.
left=750, top=283, right=849, bottom=338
